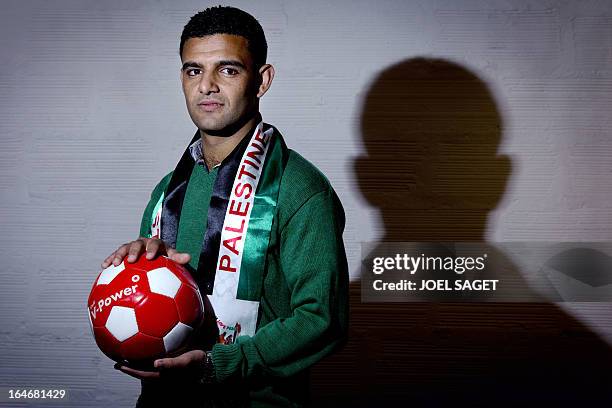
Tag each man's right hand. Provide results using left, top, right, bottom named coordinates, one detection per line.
left=101, top=237, right=191, bottom=269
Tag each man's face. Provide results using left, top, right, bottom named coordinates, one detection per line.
left=180, top=34, right=259, bottom=134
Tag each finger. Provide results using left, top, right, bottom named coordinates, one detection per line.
left=167, top=248, right=191, bottom=265
left=144, top=239, right=164, bottom=260
left=154, top=350, right=203, bottom=370
left=110, top=244, right=131, bottom=266
left=101, top=253, right=116, bottom=268
left=115, top=364, right=160, bottom=380
left=154, top=354, right=189, bottom=370
left=126, top=239, right=147, bottom=263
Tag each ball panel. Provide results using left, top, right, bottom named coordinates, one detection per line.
left=108, top=267, right=150, bottom=306
left=147, top=267, right=181, bottom=298
left=88, top=284, right=113, bottom=328
left=105, top=306, right=139, bottom=342
left=128, top=255, right=169, bottom=274
left=175, top=284, right=204, bottom=326
left=88, top=268, right=149, bottom=328
left=165, top=260, right=199, bottom=290
left=93, top=326, right=121, bottom=361
left=87, top=310, right=94, bottom=337
left=136, top=293, right=179, bottom=337
left=163, top=322, right=193, bottom=354
left=97, top=262, right=125, bottom=285
left=120, top=332, right=166, bottom=361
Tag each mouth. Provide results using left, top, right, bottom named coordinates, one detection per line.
left=197, top=100, right=224, bottom=112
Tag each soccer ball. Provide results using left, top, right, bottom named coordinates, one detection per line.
left=88, top=255, right=204, bottom=366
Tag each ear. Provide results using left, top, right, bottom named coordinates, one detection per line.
left=257, top=64, right=275, bottom=98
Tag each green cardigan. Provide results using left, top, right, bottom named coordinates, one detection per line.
left=139, top=149, right=349, bottom=407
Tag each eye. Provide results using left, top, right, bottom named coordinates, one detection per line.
left=220, top=67, right=239, bottom=76
left=185, top=68, right=201, bottom=77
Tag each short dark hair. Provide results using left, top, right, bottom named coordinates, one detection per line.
left=180, top=6, right=268, bottom=68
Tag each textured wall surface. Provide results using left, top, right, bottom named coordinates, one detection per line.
left=1, top=0, right=611, bottom=406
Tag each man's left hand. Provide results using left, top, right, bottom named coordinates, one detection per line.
left=115, top=350, right=206, bottom=380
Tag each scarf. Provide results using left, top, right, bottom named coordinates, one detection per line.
left=151, top=120, right=288, bottom=342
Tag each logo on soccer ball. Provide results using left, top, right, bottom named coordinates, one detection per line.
left=87, top=256, right=205, bottom=364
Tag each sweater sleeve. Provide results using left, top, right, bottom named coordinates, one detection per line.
left=211, top=188, right=349, bottom=381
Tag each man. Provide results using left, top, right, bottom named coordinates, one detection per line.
left=100, top=6, right=349, bottom=407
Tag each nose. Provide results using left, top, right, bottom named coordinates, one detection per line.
left=197, top=70, right=220, bottom=94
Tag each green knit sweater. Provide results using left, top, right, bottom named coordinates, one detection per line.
left=139, top=149, right=349, bottom=407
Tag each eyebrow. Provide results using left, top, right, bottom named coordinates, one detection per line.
left=181, top=60, right=247, bottom=71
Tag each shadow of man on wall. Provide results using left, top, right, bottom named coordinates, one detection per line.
left=310, top=58, right=612, bottom=407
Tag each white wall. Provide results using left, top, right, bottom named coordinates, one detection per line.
left=1, top=0, right=611, bottom=406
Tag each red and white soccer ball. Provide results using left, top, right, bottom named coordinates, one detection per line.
left=88, top=255, right=204, bottom=365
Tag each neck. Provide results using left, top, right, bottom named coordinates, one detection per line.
left=200, top=112, right=261, bottom=168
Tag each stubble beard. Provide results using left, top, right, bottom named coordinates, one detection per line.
left=192, top=104, right=258, bottom=138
